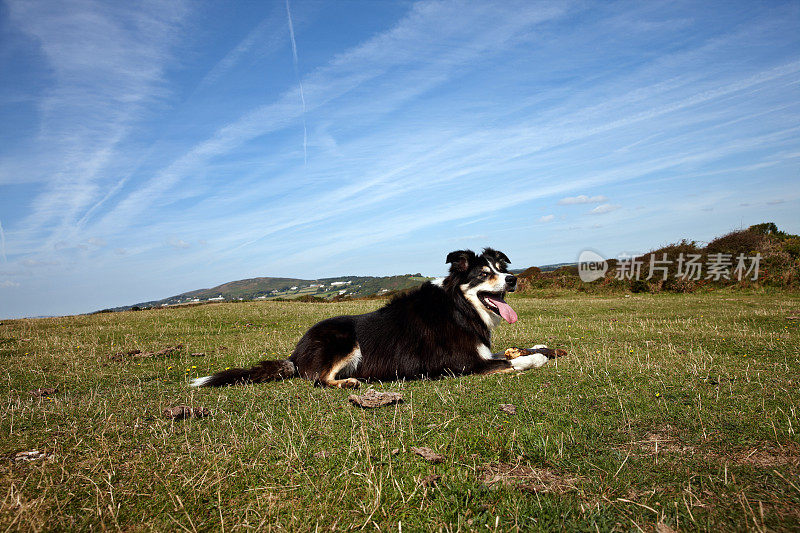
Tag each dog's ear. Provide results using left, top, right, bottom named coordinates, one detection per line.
left=483, top=248, right=511, bottom=264
left=446, top=250, right=475, bottom=272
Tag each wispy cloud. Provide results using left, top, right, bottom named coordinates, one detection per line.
left=285, top=0, right=308, bottom=165
left=86, top=1, right=570, bottom=241
left=3, top=0, right=188, bottom=247
left=559, top=195, right=608, bottom=205
left=539, top=214, right=555, bottom=223
left=589, top=204, right=622, bottom=215
left=168, top=238, right=191, bottom=250
left=195, top=11, right=286, bottom=91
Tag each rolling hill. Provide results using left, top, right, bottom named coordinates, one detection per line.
left=109, top=274, right=432, bottom=311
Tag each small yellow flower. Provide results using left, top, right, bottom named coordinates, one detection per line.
left=655, top=392, right=661, bottom=397
left=168, top=366, right=173, bottom=370
left=191, top=365, right=196, bottom=369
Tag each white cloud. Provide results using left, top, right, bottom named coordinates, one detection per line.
left=589, top=203, right=621, bottom=215
left=558, top=195, right=608, bottom=205
left=0, top=280, right=20, bottom=288
left=88, top=237, right=107, bottom=247
left=168, top=238, right=190, bottom=249
left=539, top=214, right=555, bottom=223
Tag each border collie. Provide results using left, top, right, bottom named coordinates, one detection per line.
left=191, top=248, right=553, bottom=388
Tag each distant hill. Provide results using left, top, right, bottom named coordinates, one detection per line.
left=109, top=274, right=432, bottom=311
left=518, top=222, right=800, bottom=293
left=511, top=262, right=576, bottom=273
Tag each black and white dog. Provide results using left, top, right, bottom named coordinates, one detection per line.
left=191, top=248, right=553, bottom=388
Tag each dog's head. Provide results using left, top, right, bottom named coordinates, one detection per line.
left=444, top=248, right=518, bottom=327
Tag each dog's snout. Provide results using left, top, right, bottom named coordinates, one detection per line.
left=505, top=275, right=517, bottom=291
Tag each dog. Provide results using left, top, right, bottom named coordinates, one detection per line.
left=191, top=248, right=553, bottom=388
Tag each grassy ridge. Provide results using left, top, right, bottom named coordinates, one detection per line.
left=1, top=292, right=799, bottom=531
left=118, top=275, right=430, bottom=311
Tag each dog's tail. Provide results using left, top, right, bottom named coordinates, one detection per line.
left=190, top=359, right=297, bottom=388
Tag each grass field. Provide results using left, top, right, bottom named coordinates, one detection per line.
left=1, top=291, right=799, bottom=531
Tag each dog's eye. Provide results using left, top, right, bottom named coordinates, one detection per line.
left=479, top=271, right=488, bottom=278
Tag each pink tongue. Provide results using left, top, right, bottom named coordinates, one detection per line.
left=487, top=297, right=518, bottom=324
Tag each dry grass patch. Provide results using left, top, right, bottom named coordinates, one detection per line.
left=621, top=426, right=800, bottom=470
left=619, top=425, right=699, bottom=458
left=480, top=462, right=584, bottom=494
left=725, top=444, right=800, bottom=468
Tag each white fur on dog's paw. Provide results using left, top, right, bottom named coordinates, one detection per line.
left=510, top=352, right=549, bottom=371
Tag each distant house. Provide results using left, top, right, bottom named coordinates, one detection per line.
left=330, top=281, right=352, bottom=286
left=208, top=295, right=225, bottom=301
left=338, top=289, right=347, bottom=295
left=290, top=286, right=298, bottom=290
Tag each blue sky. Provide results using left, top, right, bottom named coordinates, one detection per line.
left=1, top=0, right=798, bottom=318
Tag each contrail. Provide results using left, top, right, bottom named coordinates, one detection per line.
left=0, top=219, right=6, bottom=263
left=285, top=0, right=307, bottom=165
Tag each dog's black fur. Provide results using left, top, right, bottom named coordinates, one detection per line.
left=192, top=248, right=522, bottom=388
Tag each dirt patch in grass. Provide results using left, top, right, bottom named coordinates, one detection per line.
left=480, top=462, right=584, bottom=494
left=622, top=426, right=800, bottom=469
left=723, top=444, right=800, bottom=467
left=620, top=425, right=698, bottom=457
left=110, top=344, right=183, bottom=362
left=29, top=387, right=58, bottom=397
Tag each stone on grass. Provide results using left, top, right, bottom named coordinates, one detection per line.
left=163, top=405, right=210, bottom=420
left=348, top=389, right=403, bottom=409
left=410, top=447, right=445, bottom=463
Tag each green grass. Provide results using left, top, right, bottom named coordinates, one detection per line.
left=1, top=291, right=799, bottom=531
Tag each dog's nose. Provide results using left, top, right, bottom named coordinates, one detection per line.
left=506, top=275, right=517, bottom=291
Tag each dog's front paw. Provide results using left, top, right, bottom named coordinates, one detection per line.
left=335, top=378, right=360, bottom=389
